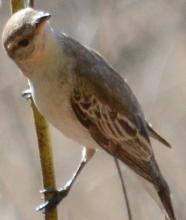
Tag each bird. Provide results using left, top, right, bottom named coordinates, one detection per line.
left=2, top=7, right=176, bottom=220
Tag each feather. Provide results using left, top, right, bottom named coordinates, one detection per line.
left=64, top=34, right=176, bottom=220
left=138, top=175, right=175, bottom=220
left=146, top=121, right=172, bottom=148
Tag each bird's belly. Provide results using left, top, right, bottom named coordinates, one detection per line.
left=34, top=91, right=96, bottom=148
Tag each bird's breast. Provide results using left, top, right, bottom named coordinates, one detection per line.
left=30, top=79, right=96, bottom=148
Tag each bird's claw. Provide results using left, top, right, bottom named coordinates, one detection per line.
left=22, top=89, right=32, bottom=100
left=36, top=187, right=69, bottom=212
left=39, top=188, right=56, bottom=194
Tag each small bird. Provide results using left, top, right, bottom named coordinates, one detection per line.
left=2, top=8, right=176, bottom=220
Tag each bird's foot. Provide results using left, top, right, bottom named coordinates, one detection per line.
left=36, top=148, right=96, bottom=213
left=36, top=186, right=70, bottom=212
left=22, top=89, right=32, bottom=100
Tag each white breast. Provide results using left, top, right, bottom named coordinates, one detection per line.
left=29, top=79, right=97, bottom=149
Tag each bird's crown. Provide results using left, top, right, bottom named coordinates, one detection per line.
left=2, top=7, right=51, bottom=58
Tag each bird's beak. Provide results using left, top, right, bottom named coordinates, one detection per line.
left=33, top=12, right=51, bottom=29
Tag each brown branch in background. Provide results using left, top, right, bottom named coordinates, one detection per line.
left=114, top=158, right=133, bottom=220
left=10, top=1, right=58, bottom=220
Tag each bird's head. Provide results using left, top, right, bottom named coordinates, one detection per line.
left=2, top=8, right=51, bottom=65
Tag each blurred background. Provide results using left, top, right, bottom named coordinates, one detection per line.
left=0, top=0, right=186, bottom=219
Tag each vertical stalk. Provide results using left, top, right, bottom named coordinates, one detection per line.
left=10, top=1, right=58, bottom=220
left=31, top=99, right=58, bottom=220
left=11, top=0, right=24, bottom=13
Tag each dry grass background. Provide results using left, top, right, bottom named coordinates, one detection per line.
left=0, top=0, right=186, bottom=219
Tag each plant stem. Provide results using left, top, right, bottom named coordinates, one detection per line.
left=10, top=1, right=58, bottom=220
left=11, top=0, right=24, bottom=13
left=30, top=99, right=58, bottom=220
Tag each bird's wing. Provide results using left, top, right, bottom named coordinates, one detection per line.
left=66, top=40, right=175, bottom=220
left=71, top=81, right=152, bottom=160
left=70, top=47, right=155, bottom=168
left=146, top=121, right=172, bottom=148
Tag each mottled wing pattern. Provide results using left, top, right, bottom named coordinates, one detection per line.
left=71, top=79, right=152, bottom=161
left=64, top=36, right=175, bottom=220
left=64, top=37, right=157, bottom=181
left=71, top=82, right=157, bottom=182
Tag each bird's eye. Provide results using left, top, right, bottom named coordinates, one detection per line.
left=17, top=38, right=30, bottom=47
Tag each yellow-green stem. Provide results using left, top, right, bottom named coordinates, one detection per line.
left=11, top=0, right=24, bottom=13
left=31, top=99, right=58, bottom=220
left=10, top=1, right=58, bottom=220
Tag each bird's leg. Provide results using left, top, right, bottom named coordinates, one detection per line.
left=36, top=147, right=96, bottom=212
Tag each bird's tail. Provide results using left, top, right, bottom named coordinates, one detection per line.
left=138, top=175, right=176, bottom=220
left=156, top=177, right=176, bottom=220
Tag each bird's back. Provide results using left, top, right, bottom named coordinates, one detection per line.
left=59, top=33, right=176, bottom=220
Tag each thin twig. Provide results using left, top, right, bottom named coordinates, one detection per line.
left=114, top=158, right=133, bottom=220
left=10, top=1, right=58, bottom=220
left=27, top=0, right=34, bottom=7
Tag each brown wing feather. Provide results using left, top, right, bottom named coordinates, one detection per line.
left=71, top=88, right=176, bottom=220
left=71, top=85, right=155, bottom=179
left=146, top=121, right=172, bottom=148
left=68, top=41, right=157, bottom=168
left=65, top=35, right=176, bottom=219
